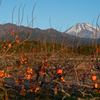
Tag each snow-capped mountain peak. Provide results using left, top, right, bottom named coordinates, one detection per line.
left=64, top=23, right=100, bottom=38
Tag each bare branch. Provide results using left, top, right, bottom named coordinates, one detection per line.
left=12, top=6, right=16, bottom=26
left=0, top=0, right=2, bottom=6
left=20, top=4, right=26, bottom=25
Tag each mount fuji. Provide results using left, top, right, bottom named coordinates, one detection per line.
left=64, top=23, right=100, bottom=39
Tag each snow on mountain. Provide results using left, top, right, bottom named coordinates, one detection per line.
left=64, top=23, right=100, bottom=39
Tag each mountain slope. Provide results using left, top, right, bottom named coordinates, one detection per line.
left=0, top=23, right=95, bottom=46
left=64, top=23, right=100, bottom=39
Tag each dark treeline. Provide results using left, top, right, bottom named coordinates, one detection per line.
left=0, top=40, right=99, bottom=56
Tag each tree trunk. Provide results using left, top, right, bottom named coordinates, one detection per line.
left=3, top=88, right=8, bottom=100
left=54, top=86, right=57, bottom=95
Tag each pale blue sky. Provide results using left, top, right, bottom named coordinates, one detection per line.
left=0, top=0, right=100, bottom=32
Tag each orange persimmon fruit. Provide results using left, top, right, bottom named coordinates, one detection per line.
left=91, top=75, right=96, bottom=81
left=11, top=28, right=14, bottom=35
left=56, top=69, right=63, bottom=74
left=94, top=83, right=98, bottom=88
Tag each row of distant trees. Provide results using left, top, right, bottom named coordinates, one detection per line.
left=0, top=40, right=100, bottom=56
